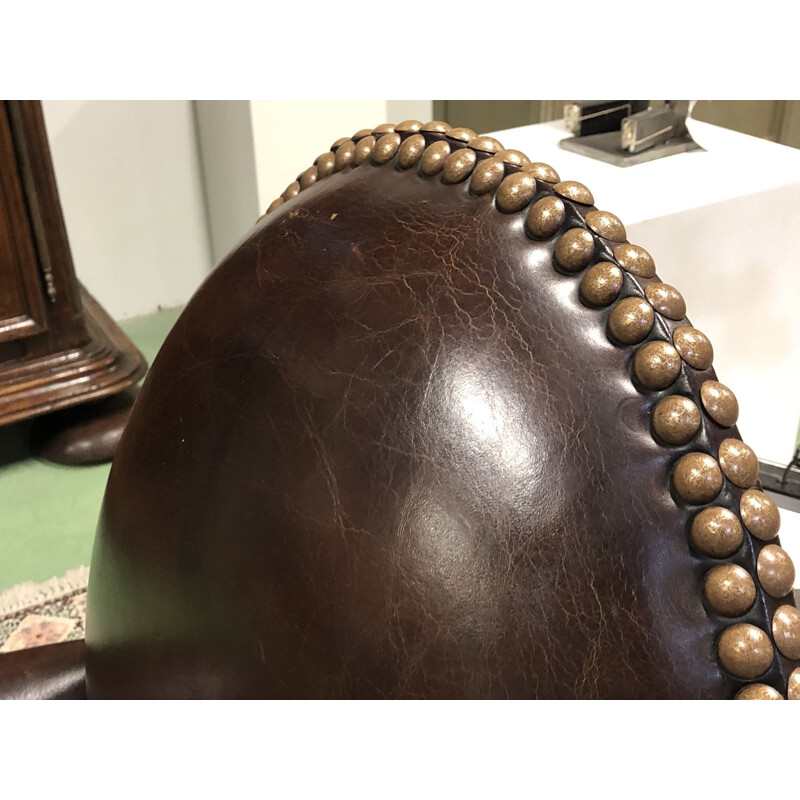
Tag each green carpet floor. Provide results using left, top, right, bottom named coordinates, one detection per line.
left=0, top=306, right=183, bottom=594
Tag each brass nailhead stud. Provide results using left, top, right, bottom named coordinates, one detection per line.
left=704, top=564, right=756, bottom=616
left=316, top=152, right=336, bottom=178
left=372, top=123, right=396, bottom=134
left=613, top=243, right=656, bottom=278
left=446, top=127, right=477, bottom=143
left=718, top=624, right=774, bottom=679
left=334, top=140, right=356, bottom=171
left=644, top=282, right=686, bottom=320
left=652, top=395, right=701, bottom=446
left=397, top=134, right=426, bottom=169
left=700, top=381, right=739, bottom=427
left=352, top=128, right=374, bottom=140
left=496, top=173, right=537, bottom=213
left=673, top=452, right=723, bottom=504
left=526, top=196, right=566, bottom=240
left=607, top=297, right=654, bottom=345
left=299, top=166, right=318, bottom=189
left=555, top=228, right=594, bottom=273
left=282, top=181, right=300, bottom=201
left=421, top=120, right=450, bottom=133
left=690, top=507, right=744, bottom=558
left=524, top=162, right=560, bottom=183
left=673, top=326, right=713, bottom=370
left=353, top=136, right=375, bottom=166
left=266, top=197, right=284, bottom=214
left=633, top=341, right=682, bottom=390
left=470, top=135, right=504, bottom=153
left=718, top=438, right=759, bottom=488
left=554, top=180, right=594, bottom=205
left=772, top=605, right=800, bottom=660
left=740, top=489, right=780, bottom=541
left=372, top=133, right=401, bottom=165
left=585, top=210, right=626, bottom=243
left=497, top=149, right=531, bottom=167
left=442, top=149, right=477, bottom=184
left=757, top=544, right=795, bottom=598
left=469, top=157, right=506, bottom=195
left=420, top=141, right=451, bottom=176
left=735, top=684, right=783, bottom=700
left=789, top=667, right=800, bottom=700
left=330, top=136, right=350, bottom=149
left=579, top=263, right=623, bottom=307
left=394, top=119, right=423, bottom=132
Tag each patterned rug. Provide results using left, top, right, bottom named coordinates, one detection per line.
left=0, top=567, right=88, bottom=653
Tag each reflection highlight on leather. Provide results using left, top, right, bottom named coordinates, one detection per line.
left=452, top=370, right=532, bottom=473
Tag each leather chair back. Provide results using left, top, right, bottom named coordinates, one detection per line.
left=84, top=122, right=800, bottom=699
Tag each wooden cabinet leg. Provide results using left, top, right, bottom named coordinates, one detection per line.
left=30, top=385, right=141, bottom=465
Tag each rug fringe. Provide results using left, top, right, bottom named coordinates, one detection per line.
left=0, top=566, right=90, bottom=618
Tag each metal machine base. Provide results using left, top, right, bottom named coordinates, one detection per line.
left=559, top=130, right=703, bottom=167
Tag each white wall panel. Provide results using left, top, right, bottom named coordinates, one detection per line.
left=43, top=101, right=213, bottom=320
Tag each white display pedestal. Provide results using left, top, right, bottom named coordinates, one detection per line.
left=490, top=120, right=800, bottom=586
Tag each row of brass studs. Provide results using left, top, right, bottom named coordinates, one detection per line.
left=438, top=134, right=800, bottom=697
left=262, top=120, right=566, bottom=218
left=585, top=238, right=798, bottom=695
left=566, top=200, right=800, bottom=698
left=508, top=155, right=800, bottom=698
left=260, top=120, right=800, bottom=699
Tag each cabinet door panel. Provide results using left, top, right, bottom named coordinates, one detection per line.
left=0, top=104, right=48, bottom=344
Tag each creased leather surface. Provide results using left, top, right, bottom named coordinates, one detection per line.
left=0, top=640, right=85, bottom=700
left=85, top=157, right=789, bottom=699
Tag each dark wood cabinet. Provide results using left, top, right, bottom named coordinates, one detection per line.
left=0, top=101, right=145, bottom=459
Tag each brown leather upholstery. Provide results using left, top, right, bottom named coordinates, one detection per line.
left=0, top=641, right=85, bottom=700
left=74, top=124, right=800, bottom=698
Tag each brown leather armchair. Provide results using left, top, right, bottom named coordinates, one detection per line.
left=2, top=120, right=798, bottom=699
